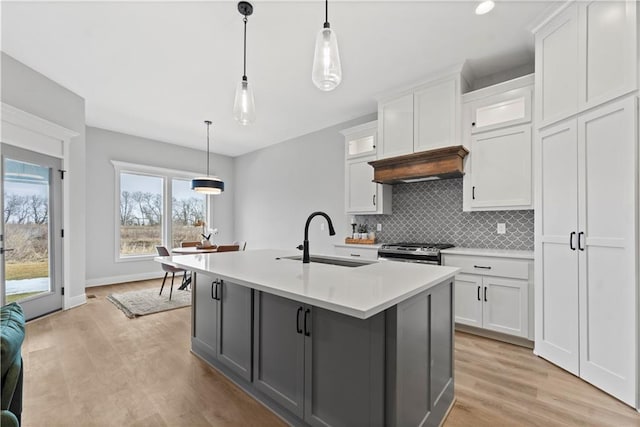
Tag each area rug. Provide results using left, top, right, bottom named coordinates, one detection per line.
left=107, top=287, right=191, bottom=318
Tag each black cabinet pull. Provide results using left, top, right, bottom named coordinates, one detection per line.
left=570, top=231, right=576, bottom=250
left=211, top=281, right=216, bottom=300
left=484, top=287, right=488, bottom=302
left=472, top=186, right=476, bottom=200
left=350, top=253, right=361, bottom=257
left=304, top=308, right=311, bottom=336
left=578, top=232, right=585, bottom=251
left=216, top=281, right=222, bottom=301
left=372, top=194, right=376, bottom=206
left=296, top=307, right=303, bottom=334
left=477, top=286, right=481, bottom=301
left=474, top=265, right=491, bottom=270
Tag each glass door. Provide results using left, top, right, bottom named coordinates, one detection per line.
left=1, top=143, right=63, bottom=320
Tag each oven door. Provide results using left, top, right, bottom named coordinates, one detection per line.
left=378, top=256, right=440, bottom=265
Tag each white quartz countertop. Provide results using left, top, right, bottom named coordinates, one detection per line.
left=440, top=247, right=534, bottom=260
left=156, top=249, right=458, bottom=319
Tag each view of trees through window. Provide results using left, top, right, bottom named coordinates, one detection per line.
left=119, top=173, right=206, bottom=257
left=119, top=173, right=163, bottom=256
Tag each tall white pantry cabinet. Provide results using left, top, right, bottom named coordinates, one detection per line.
left=533, top=0, right=639, bottom=408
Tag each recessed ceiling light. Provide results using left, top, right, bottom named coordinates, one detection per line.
left=475, top=0, right=495, bottom=15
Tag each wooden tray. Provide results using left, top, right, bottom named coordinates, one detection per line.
left=345, top=237, right=377, bottom=245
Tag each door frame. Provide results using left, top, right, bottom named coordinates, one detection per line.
left=1, top=103, right=78, bottom=310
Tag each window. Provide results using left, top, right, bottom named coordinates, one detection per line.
left=113, top=161, right=208, bottom=261
left=119, top=172, right=163, bottom=256
left=171, top=178, right=205, bottom=248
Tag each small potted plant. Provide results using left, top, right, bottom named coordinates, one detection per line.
left=357, top=224, right=368, bottom=239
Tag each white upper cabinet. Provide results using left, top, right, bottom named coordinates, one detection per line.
left=462, top=75, right=534, bottom=211
left=378, top=94, right=414, bottom=158
left=414, top=76, right=459, bottom=152
left=535, top=0, right=638, bottom=128
left=378, top=71, right=465, bottom=159
left=341, top=121, right=392, bottom=215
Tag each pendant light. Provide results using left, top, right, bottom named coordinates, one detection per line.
left=233, top=1, right=256, bottom=125
left=191, top=120, right=224, bottom=195
left=311, top=0, right=342, bottom=91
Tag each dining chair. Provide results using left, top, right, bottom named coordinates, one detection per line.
left=181, top=241, right=200, bottom=248
left=155, top=246, right=187, bottom=300
left=216, top=244, right=240, bottom=252
left=232, top=241, right=247, bottom=251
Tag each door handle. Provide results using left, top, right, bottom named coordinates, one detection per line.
left=296, top=307, right=303, bottom=334
left=216, top=281, right=222, bottom=301
left=474, top=265, right=491, bottom=270
left=578, top=232, right=585, bottom=251
left=472, top=186, right=476, bottom=200
left=304, top=308, right=311, bottom=336
left=211, top=281, right=216, bottom=300
left=484, top=287, right=488, bottom=302
left=350, top=253, right=361, bottom=257
left=477, top=286, right=481, bottom=301
left=372, top=194, right=376, bottom=206
left=569, top=232, right=576, bottom=250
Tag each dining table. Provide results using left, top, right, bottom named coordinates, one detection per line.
left=170, top=246, right=218, bottom=289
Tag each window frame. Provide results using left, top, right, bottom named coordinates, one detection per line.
left=112, top=160, right=209, bottom=263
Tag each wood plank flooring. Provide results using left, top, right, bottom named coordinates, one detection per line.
left=21, top=280, right=640, bottom=426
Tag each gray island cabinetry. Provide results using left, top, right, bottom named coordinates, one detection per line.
left=170, top=249, right=458, bottom=427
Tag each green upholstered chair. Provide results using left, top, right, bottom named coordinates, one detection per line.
left=1, top=302, right=25, bottom=427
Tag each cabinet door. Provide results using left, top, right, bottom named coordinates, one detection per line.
left=217, top=280, right=253, bottom=381
left=578, top=1, right=637, bottom=111
left=192, top=272, right=219, bottom=363
left=535, top=3, right=579, bottom=127
left=470, top=87, right=532, bottom=134
left=379, top=94, right=413, bottom=159
left=535, top=120, right=579, bottom=375
left=414, top=77, right=457, bottom=152
left=577, top=97, right=637, bottom=406
left=345, top=125, right=377, bottom=160
left=345, top=158, right=377, bottom=213
left=482, top=277, right=528, bottom=338
left=304, top=307, right=384, bottom=427
left=470, top=124, right=532, bottom=209
left=453, top=274, right=483, bottom=328
left=253, top=292, right=305, bottom=418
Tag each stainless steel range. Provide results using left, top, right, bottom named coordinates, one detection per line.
left=378, top=242, right=454, bottom=265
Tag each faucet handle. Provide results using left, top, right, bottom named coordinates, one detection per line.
left=296, top=245, right=304, bottom=251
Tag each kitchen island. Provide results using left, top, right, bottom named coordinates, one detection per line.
left=158, top=249, right=459, bottom=427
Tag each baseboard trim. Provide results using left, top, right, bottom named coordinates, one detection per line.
left=456, top=323, right=534, bottom=349
left=85, top=272, right=164, bottom=287
left=65, top=293, right=86, bottom=310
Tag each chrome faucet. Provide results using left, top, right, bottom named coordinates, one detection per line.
left=298, top=211, right=336, bottom=263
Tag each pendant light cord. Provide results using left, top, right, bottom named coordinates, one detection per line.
left=243, top=16, right=248, bottom=79
left=206, top=121, right=211, bottom=176
left=324, top=0, right=329, bottom=28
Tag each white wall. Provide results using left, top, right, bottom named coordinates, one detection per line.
left=85, top=126, right=235, bottom=286
left=234, top=113, right=376, bottom=255
left=1, top=52, right=87, bottom=306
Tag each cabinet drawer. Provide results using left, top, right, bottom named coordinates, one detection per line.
left=334, top=245, right=379, bottom=260
left=444, top=254, right=529, bottom=280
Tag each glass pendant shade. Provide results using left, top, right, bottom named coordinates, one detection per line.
left=233, top=78, right=256, bottom=125
left=191, top=176, right=225, bottom=194
left=312, top=27, right=342, bottom=91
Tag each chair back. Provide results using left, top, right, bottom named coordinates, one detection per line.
left=155, top=246, right=170, bottom=256
left=181, top=241, right=200, bottom=248
left=216, top=245, right=240, bottom=253
left=155, top=246, right=184, bottom=273
left=232, top=241, right=247, bottom=251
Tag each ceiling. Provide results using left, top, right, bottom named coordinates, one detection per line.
left=1, top=1, right=557, bottom=157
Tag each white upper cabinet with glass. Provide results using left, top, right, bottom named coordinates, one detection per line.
left=340, top=121, right=392, bottom=215
left=377, top=68, right=468, bottom=159
left=462, top=74, right=534, bottom=212
left=534, top=0, right=638, bottom=128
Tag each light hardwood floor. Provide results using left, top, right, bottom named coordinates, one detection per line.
left=21, top=279, right=640, bottom=426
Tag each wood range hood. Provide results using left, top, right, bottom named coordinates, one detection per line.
left=368, top=145, right=469, bottom=184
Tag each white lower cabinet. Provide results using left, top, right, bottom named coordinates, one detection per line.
left=333, top=244, right=380, bottom=260
left=444, top=252, right=533, bottom=340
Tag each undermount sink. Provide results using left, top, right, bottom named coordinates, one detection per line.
left=281, top=255, right=375, bottom=268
